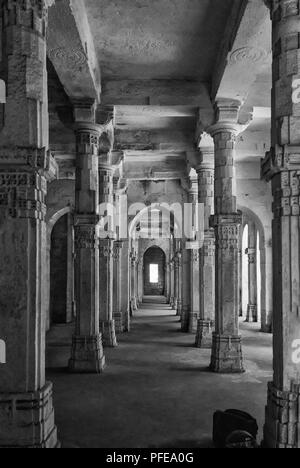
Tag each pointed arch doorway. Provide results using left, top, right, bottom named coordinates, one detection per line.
left=143, top=246, right=166, bottom=298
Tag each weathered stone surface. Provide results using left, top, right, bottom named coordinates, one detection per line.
left=0, top=0, right=58, bottom=448
left=69, top=116, right=106, bottom=372
left=261, top=0, right=300, bottom=449
left=208, top=101, right=245, bottom=373
left=0, top=382, right=58, bottom=448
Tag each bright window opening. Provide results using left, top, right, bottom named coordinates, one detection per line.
left=0, top=339, right=6, bottom=364
left=150, top=264, right=159, bottom=284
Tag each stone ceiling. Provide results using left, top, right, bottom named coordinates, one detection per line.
left=48, top=0, right=273, bottom=176
left=84, top=0, right=235, bottom=81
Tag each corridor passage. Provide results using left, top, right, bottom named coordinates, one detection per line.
left=47, top=302, right=272, bottom=448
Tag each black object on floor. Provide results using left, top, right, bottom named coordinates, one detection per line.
left=213, top=409, right=259, bottom=448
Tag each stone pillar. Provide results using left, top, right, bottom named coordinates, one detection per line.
left=239, top=224, right=244, bottom=318
left=246, top=221, right=258, bottom=322
left=130, top=252, right=138, bottom=312
left=262, top=0, right=300, bottom=448
left=170, top=259, right=175, bottom=308
left=165, top=261, right=171, bottom=302
left=0, top=0, right=59, bottom=447
left=209, top=101, right=244, bottom=373
left=260, top=239, right=273, bottom=333
left=173, top=251, right=179, bottom=311
left=98, top=132, right=117, bottom=347
left=181, top=245, right=191, bottom=331
left=176, top=250, right=183, bottom=317
left=121, top=240, right=130, bottom=332
left=113, top=241, right=123, bottom=334
left=66, top=212, right=75, bottom=323
left=187, top=178, right=200, bottom=333
left=137, top=257, right=143, bottom=304
left=194, top=144, right=216, bottom=348
left=69, top=108, right=106, bottom=372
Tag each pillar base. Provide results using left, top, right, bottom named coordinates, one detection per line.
left=170, top=297, right=175, bottom=309
left=69, top=334, right=106, bottom=373
left=263, top=382, right=300, bottom=448
left=114, top=313, right=124, bottom=334
left=246, top=304, right=258, bottom=323
left=195, top=320, right=214, bottom=348
left=100, top=320, right=118, bottom=347
left=131, top=298, right=138, bottom=311
left=0, top=382, right=59, bottom=448
left=210, top=333, right=244, bottom=374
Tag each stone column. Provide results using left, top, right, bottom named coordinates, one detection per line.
left=262, top=0, right=300, bottom=448
left=137, top=257, right=143, bottom=304
left=121, top=240, right=130, bottom=332
left=165, top=261, right=171, bottom=302
left=130, top=252, right=138, bottom=312
left=181, top=245, right=191, bottom=331
left=113, top=241, right=123, bottom=333
left=209, top=101, right=244, bottom=373
left=176, top=250, right=183, bottom=317
left=239, top=224, right=244, bottom=318
left=173, top=250, right=179, bottom=311
left=69, top=107, right=106, bottom=372
left=246, top=221, right=258, bottom=322
left=0, top=0, right=59, bottom=447
left=98, top=130, right=117, bottom=347
left=170, top=259, right=175, bottom=308
left=260, top=239, right=273, bottom=333
left=66, top=212, right=75, bottom=323
left=186, top=178, right=200, bottom=333
left=195, top=144, right=216, bottom=347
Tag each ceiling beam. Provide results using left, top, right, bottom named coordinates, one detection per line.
left=212, top=0, right=271, bottom=103
left=101, top=80, right=212, bottom=108
left=47, top=0, right=101, bottom=101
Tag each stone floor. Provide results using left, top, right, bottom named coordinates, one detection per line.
left=46, top=302, right=273, bottom=448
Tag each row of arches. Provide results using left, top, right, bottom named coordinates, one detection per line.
left=47, top=204, right=272, bottom=334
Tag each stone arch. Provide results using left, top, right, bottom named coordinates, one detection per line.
left=238, top=204, right=272, bottom=333
left=128, top=203, right=182, bottom=240
left=143, top=246, right=166, bottom=297
left=46, top=206, right=75, bottom=330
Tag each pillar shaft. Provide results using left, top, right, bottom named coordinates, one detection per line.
left=66, top=212, right=75, bottom=323
left=209, top=102, right=244, bottom=373
left=176, top=250, right=183, bottom=317
left=262, top=0, right=300, bottom=448
left=130, top=253, right=138, bottom=312
left=121, top=240, right=130, bottom=332
left=184, top=180, right=200, bottom=333
left=113, top=241, right=123, bottom=333
left=195, top=146, right=216, bottom=348
left=69, top=120, right=106, bottom=372
left=246, top=221, right=258, bottom=322
left=165, top=261, right=171, bottom=303
left=99, top=157, right=117, bottom=347
left=181, top=246, right=191, bottom=330
left=0, top=0, right=58, bottom=447
left=137, top=259, right=143, bottom=304
left=170, top=259, right=175, bottom=308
